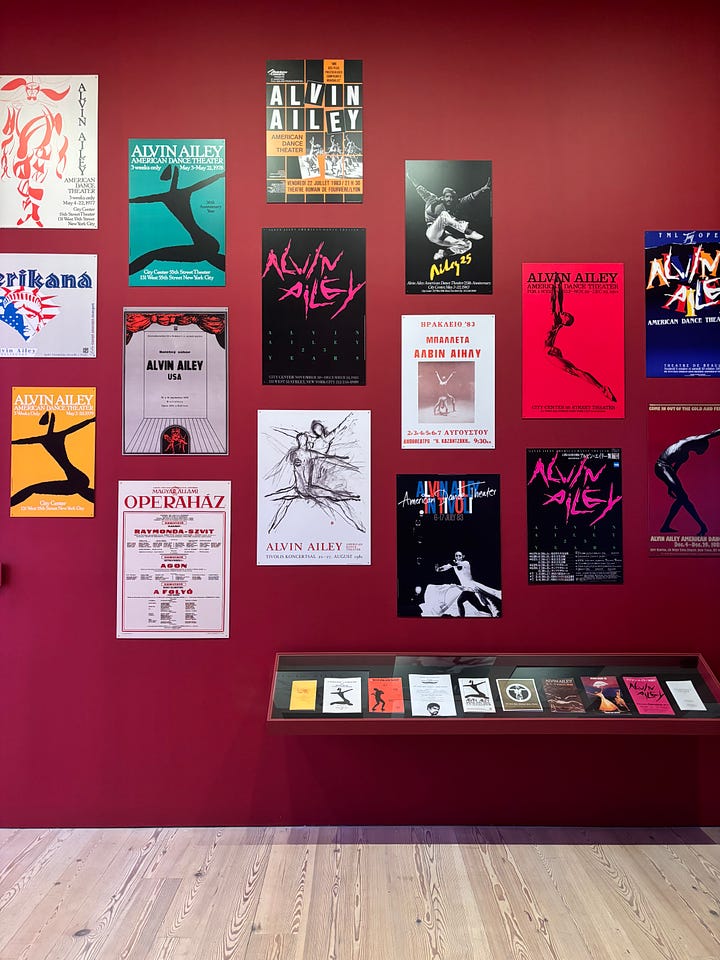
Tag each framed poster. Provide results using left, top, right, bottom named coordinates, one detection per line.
left=645, top=231, right=720, bottom=377
left=123, top=309, right=228, bottom=455
left=117, top=480, right=231, bottom=638
left=0, top=74, right=97, bottom=228
left=266, top=59, right=362, bottom=203
left=257, top=410, right=370, bottom=565
left=0, top=254, right=96, bottom=357
left=405, top=160, right=492, bottom=294
left=522, top=264, right=624, bottom=418
left=262, top=227, right=365, bottom=385
left=129, top=139, right=225, bottom=286
left=401, top=314, right=494, bottom=449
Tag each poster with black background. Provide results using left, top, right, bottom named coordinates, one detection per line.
left=527, top=449, right=623, bottom=584
left=405, top=160, right=492, bottom=295
left=262, top=227, right=366, bottom=385
left=397, top=474, right=501, bottom=617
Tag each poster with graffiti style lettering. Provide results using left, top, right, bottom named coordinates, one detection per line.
left=257, top=409, right=370, bottom=565
left=401, top=314, right=494, bottom=449
left=648, top=403, right=720, bottom=557
left=522, top=263, right=624, bottom=418
left=123, top=309, right=228, bottom=455
left=396, top=474, right=501, bottom=617
left=0, top=254, right=96, bottom=357
left=129, top=139, right=225, bottom=287
left=527, top=449, right=623, bottom=584
left=266, top=59, right=362, bottom=203
left=11, top=387, right=96, bottom=517
left=262, top=228, right=365, bottom=385
left=645, top=231, right=720, bottom=377
left=405, top=160, right=492, bottom=295
left=0, top=75, right=97, bottom=229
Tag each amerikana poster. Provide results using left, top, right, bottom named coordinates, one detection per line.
left=266, top=59, right=362, bottom=203
left=257, top=410, right=370, bottom=565
left=129, top=139, right=225, bottom=287
left=0, top=74, right=97, bottom=228
left=648, top=403, right=720, bottom=556
left=11, top=387, right=96, bottom=517
left=405, top=160, right=492, bottom=294
left=645, top=231, right=720, bottom=377
left=522, top=263, right=624, bottom=418
left=401, top=315, right=494, bottom=449
left=527, top=449, right=623, bottom=583
left=123, top=309, right=228, bottom=455
left=0, top=254, right=96, bottom=357
left=397, top=475, right=501, bottom=617
left=262, top=228, right=365, bottom=385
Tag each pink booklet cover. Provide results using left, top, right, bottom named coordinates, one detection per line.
left=623, top=676, right=675, bottom=715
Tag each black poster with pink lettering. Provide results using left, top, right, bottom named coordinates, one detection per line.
left=261, top=227, right=366, bottom=385
left=526, top=448, right=623, bottom=584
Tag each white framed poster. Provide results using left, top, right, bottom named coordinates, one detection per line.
left=117, top=480, right=230, bottom=638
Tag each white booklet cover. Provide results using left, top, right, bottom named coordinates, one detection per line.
left=666, top=680, right=706, bottom=712
left=322, top=677, right=362, bottom=714
left=409, top=674, right=457, bottom=716
left=458, top=677, right=496, bottom=713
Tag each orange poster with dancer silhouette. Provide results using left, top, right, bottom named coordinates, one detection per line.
left=10, top=387, right=96, bottom=517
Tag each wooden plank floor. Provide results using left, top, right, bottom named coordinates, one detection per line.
left=0, top=827, right=719, bottom=960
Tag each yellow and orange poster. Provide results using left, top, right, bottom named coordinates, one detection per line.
left=11, top=387, right=96, bottom=517
left=289, top=679, right=317, bottom=711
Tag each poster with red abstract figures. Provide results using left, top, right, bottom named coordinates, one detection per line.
left=0, top=75, right=97, bottom=229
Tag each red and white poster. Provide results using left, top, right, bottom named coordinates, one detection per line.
left=522, top=263, right=624, bottom=418
left=648, top=403, right=720, bottom=556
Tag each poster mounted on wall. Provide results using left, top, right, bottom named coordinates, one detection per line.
left=0, top=254, right=96, bottom=357
left=648, top=403, right=720, bottom=557
left=405, top=160, right=492, bottom=295
left=526, top=448, right=623, bottom=584
left=521, top=263, right=624, bottom=418
left=257, top=410, right=370, bottom=565
left=128, top=139, right=225, bottom=287
left=396, top=474, right=501, bottom=618
left=645, top=231, right=720, bottom=377
left=266, top=59, right=362, bottom=204
left=116, top=480, right=231, bottom=639
left=10, top=386, right=96, bottom=517
left=262, top=227, right=365, bottom=385
left=401, top=314, right=494, bottom=449
left=123, top=309, right=228, bottom=455
left=0, top=74, right=97, bottom=229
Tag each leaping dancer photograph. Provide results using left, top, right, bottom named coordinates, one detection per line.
left=407, top=172, right=490, bottom=260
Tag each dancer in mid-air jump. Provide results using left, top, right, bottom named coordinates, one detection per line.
left=655, top=428, right=720, bottom=535
left=407, top=173, right=490, bottom=260
left=11, top=410, right=95, bottom=505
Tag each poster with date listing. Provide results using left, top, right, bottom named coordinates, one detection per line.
left=266, top=59, right=362, bottom=204
left=648, top=404, right=720, bottom=556
left=522, top=264, right=624, bottom=418
left=405, top=160, right=492, bottom=294
left=129, top=139, right=225, bottom=287
left=401, top=315, right=494, bottom=449
left=262, top=227, right=365, bottom=385
left=645, top=231, right=720, bottom=377
left=257, top=410, right=370, bottom=565
left=527, top=449, right=623, bottom=584
left=397, top=474, right=501, bottom=618
left=0, top=74, right=97, bottom=228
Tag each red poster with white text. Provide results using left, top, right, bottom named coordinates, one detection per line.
left=522, top=263, right=624, bottom=418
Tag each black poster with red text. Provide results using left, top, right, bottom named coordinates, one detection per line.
left=526, top=448, right=623, bottom=584
left=262, top=227, right=366, bottom=385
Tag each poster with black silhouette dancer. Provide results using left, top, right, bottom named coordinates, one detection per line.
left=648, top=403, right=720, bottom=556
left=367, top=677, right=405, bottom=714
left=322, top=676, right=362, bottom=714
left=458, top=677, right=496, bottom=713
left=123, top=309, right=228, bottom=455
left=129, top=139, right=225, bottom=287
left=405, top=160, right=492, bottom=294
left=11, top=387, right=96, bottom=517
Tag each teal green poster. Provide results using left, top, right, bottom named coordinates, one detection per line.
left=129, top=139, right=225, bottom=287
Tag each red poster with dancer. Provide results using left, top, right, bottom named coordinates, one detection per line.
left=522, top=264, right=624, bottom=418
left=648, top=403, right=720, bottom=556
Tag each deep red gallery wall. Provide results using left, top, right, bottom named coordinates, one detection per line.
left=1, top=1, right=719, bottom=828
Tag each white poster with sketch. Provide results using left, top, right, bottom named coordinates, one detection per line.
left=257, top=409, right=370, bottom=565
left=401, top=315, right=495, bottom=449
left=0, top=75, right=97, bottom=228
left=409, top=674, right=457, bottom=717
left=0, top=254, right=96, bottom=357
left=458, top=677, right=496, bottom=713
left=322, top=677, right=362, bottom=714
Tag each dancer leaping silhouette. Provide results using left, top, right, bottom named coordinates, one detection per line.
left=11, top=411, right=95, bottom=505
